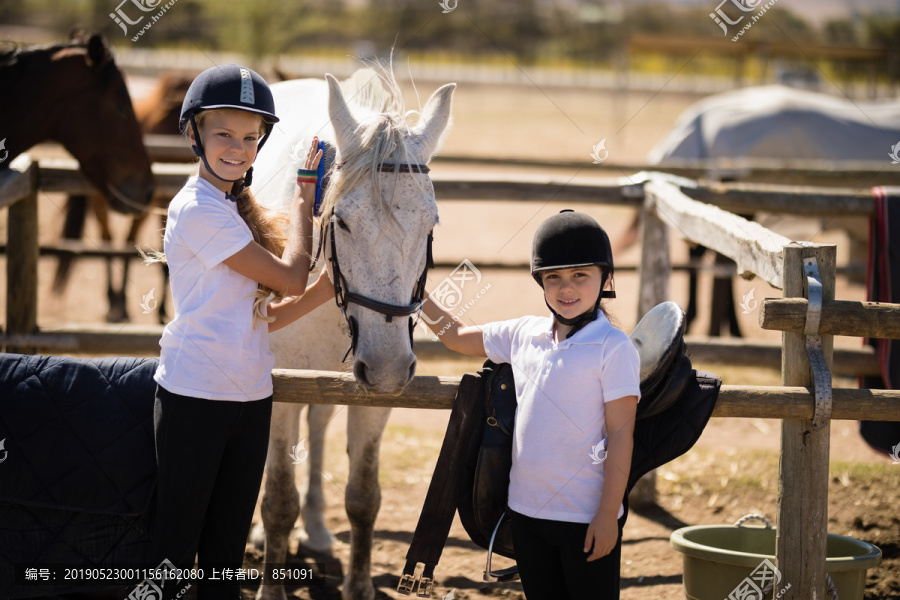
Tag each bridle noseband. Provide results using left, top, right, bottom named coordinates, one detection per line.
left=321, top=162, right=434, bottom=360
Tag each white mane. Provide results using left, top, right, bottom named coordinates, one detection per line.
left=317, top=66, right=428, bottom=232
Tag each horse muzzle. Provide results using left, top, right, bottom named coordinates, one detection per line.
left=349, top=317, right=417, bottom=395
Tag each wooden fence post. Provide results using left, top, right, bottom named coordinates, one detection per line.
left=776, top=243, right=835, bottom=600
left=5, top=157, right=39, bottom=353
left=629, top=189, right=672, bottom=508
left=637, top=191, right=671, bottom=319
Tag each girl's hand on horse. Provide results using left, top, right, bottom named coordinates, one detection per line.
left=294, top=137, right=323, bottom=211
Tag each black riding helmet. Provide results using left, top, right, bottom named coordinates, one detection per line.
left=531, top=210, right=616, bottom=334
left=179, top=64, right=279, bottom=198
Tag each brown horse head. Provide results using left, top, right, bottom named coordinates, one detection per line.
left=0, top=33, right=153, bottom=215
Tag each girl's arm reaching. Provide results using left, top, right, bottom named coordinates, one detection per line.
left=421, top=291, right=487, bottom=357
left=223, top=138, right=322, bottom=297
left=267, top=272, right=335, bottom=333
left=584, top=394, right=638, bottom=561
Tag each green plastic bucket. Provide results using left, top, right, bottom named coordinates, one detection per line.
left=670, top=522, right=881, bottom=600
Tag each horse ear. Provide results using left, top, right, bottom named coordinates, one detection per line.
left=412, top=83, right=456, bottom=160
left=326, top=73, right=360, bottom=153
left=86, top=34, right=110, bottom=68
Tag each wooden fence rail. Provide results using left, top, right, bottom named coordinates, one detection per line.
left=141, top=133, right=900, bottom=187
left=32, top=158, right=882, bottom=215
left=761, top=298, right=900, bottom=339
left=271, top=369, right=900, bottom=420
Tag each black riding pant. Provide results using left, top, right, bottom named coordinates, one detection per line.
left=510, top=510, right=624, bottom=600
left=152, top=385, right=272, bottom=600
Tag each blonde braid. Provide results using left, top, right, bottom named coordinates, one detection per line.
left=233, top=187, right=290, bottom=325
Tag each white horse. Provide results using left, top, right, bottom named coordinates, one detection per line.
left=250, top=68, right=455, bottom=600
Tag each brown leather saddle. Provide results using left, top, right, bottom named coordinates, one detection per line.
left=398, top=301, right=719, bottom=597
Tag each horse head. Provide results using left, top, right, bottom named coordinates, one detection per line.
left=2, top=33, right=154, bottom=214
left=321, top=70, right=455, bottom=395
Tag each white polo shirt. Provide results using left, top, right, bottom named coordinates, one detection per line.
left=154, top=176, right=275, bottom=402
left=482, top=313, right=641, bottom=523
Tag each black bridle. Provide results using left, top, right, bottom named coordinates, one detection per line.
left=322, top=162, right=434, bottom=361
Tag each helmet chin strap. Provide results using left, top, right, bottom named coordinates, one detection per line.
left=545, top=295, right=601, bottom=338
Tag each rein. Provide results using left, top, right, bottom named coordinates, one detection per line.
left=320, top=162, right=434, bottom=361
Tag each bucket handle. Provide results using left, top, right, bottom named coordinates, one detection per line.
left=734, top=514, right=773, bottom=529
left=734, top=514, right=840, bottom=600
left=759, top=571, right=839, bottom=600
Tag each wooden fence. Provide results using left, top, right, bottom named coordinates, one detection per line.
left=0, top=152, right=884, bottom=374
left=3, top=153, right=900, bottom=598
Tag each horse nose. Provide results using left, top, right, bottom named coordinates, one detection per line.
left=352, top=353, right=416, bottom=395
left=406, top=356, right=417, bottom=385
left=353, top=359, right=370, bottom=388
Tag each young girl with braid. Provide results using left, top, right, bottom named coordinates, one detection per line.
left=149, top=64, right=332, bottom=598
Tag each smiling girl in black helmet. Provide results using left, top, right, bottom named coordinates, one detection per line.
left=422, top=210, right=640, bottom=600
left=150, top=64, right=331, bottom=598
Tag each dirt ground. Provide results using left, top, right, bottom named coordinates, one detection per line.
left=3, top=76, right=898, bottom=599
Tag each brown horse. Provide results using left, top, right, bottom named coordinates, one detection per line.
left=1, top=31, right=155, bottom=323
left=0, top=32, right=153, bottom=213
left=55, top=72, right=194, bottom=323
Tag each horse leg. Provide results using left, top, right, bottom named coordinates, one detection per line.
left=342, top=405, right=391, bottom=600
left=724, top=270, right=742, bottom=338
left=90, top=196, right=129, bottom=323
left=685, top=244, right=705, bottom=332
left=158, top=261, right=170, bottom=324
left=256, top=402, right=302, bottom=600
left=54, top=195, right=88, bottom=293
left=155, top=211, right=171, bottom=324
left=708, top=252, right=741, bottom=338
left=298, top=403, right=335, bottom=552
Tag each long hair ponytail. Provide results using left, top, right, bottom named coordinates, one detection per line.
left=232, top=185, right=289, bottom=324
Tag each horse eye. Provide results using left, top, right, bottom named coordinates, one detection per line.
left=336, top=217, right=350, bottom=232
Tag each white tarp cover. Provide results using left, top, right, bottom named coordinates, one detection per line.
left=648, top=85, right=900, bottom=163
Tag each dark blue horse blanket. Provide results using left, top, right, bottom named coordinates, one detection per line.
left=0, top=353, right=159, bottom=598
